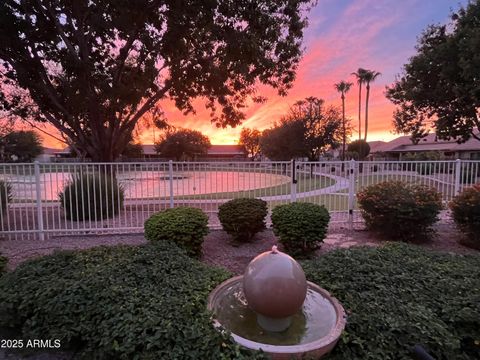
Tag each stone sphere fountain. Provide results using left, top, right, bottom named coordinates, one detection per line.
left=208, top=246, right=346, bottom=359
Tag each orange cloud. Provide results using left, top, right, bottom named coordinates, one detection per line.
left=36, top=0, right=459, bottom=148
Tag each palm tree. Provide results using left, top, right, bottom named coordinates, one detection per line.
left=363, top=69, right=381, bottom=142
left=334, top=81, right=353, bottom=166
left=351, top=68, right=368, bottom=140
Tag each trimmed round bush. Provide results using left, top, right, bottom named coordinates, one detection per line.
left=144, top=207, right=208, bottom=257
left=218, top=198, right=267, bottom=242
left=59, top=173, right=124, bottom=221
left=357, top=181, right=442, bottom=241
left=449, top=184, right=480, bottom=249
left=271, top=202, right=330, bottom=257
left=302, top=244, right=480, bottom=360
left=0, top=243, right=265, bottom=359
left=0, top=180, right=12, bottom=219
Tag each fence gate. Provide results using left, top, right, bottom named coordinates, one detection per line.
left=0, top=160, right=478, bottom=239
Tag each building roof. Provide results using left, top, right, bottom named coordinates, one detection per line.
left=42, top=147, right=60, bottom=155
left=142, top=144, right=246, bottom=156
left=207, top=145, right=245, bottom=155
left=367, top=141, right=387, bottom=153
left=371, top=133, right=480, bottom=153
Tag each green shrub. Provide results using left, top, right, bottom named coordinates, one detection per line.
left=449, top=184, right=480, bottom=249
left=0, top=180, right=12, bottom=219
left=144, top=207, right=208, bottom=257
left=218, top=198, right=267, bottom=242
left=0, top=243, right=264, bottom=359
left=271, top=202, right=330, bottom=257
left=302, top=244, right=480, bottom=360
left=357, top=181, right=442, bottom=241
left=59, top=173, right=124, bottom=221
left=0, top=254, right=7, bottom=275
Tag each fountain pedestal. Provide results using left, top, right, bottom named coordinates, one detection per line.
left=207, top=246, right=346, bottom=359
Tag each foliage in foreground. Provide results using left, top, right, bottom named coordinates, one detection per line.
left=271, top=202, right=330, bottom=257
left=357, top=181, right=443, bottom=241
left=302, top=244, right=480, bottom=360
left=218, top=198, right=267, bottom=242
left=0, top=254, right=7, bottom=275
left=144, top=207, right=209, bottom=257
left=0, top=243, right=265, bottom=360
left=59, top=173, right=124, bottom=221
left=450, top=184, right=480, bottom=249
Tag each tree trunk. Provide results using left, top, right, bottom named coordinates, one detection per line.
left=341, top=93, right=346, bottom=172
left=364, top=83, right=370, bottom=142
left=358, top=81, right=362, bottom=140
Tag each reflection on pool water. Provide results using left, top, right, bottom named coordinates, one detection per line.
left=1, top=170, right=291, bottom=201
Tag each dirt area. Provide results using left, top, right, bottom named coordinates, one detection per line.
left=1, top=216, right=477, bottom=273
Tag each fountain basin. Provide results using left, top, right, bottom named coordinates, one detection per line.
left=208, top=276, right=346, bottom=359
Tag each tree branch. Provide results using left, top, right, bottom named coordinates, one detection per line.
left=36, top=0, right=81, bottom=63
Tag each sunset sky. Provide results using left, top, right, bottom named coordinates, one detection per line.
left=41, top=0, right=467, bottom=148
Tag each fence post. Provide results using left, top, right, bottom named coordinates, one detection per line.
left=454, top=159, right=461, bottom=195
left=348, top=159, right=356, bottom=230
left=34, top=161, right=45, bottom=241
left=168, top=160, right=174, bottom=208
left=290, top=159, right=297, bottom=202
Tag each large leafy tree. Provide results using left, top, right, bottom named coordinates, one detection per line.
left=0, top=130, right=43, bottom=162
left=238, top=128, right=262, bottom=160
left=155, top=128, right=210, bottom=160
left=0, top=0, right=313, bottom=161
left=260, top=97, right=346, bottom=161
left=386, top=1, right=480, bottom=144
left=347, top=139, right=370, bottom=160
left=260, top=119, right=305, bottom=160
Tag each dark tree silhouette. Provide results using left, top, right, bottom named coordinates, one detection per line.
left=0, top=0, right=313, bottom=161
left=386, top=1, right=480, bottom=144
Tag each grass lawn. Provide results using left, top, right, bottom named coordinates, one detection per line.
left=170, top=174, right=335, bottom=200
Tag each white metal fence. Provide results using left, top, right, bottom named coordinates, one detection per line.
left=0, top=160, right=478, bottom=240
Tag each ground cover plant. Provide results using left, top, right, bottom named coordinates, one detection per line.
left=302, top=244, right=480, bottom=360
left=0, top=243, right=265, bottom=360
left=0, top=254, right=7, bottom=275
left=218, top=198, right=267, bottom=242
left=271, top=202, right=330, bottom=257
left=450, top=184, right=480, bottom=250
left=144, top=207, right=209, bottom=257
left=357, top=181, right=442, bottom=241
left=60, top=173, right=124, bottom=221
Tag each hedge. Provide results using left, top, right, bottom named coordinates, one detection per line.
left=218, top=198, right=267, bottom=242
left=302, top=244, right=480, bottom=360
left=144, top=207, right=209, bottom=257
left=0, top=243, right=265, bottom=360
left=449, top=184, right=480, bottom=249
left=357, top=181, right=442, bottom=241
left=271, top=202, right=330, bottom=257
left=60, top=173, right=124, bottom=221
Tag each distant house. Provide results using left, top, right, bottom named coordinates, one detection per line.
left=35, top=147, right=59, bottom=162
left=203, top=145, right=247, bottom=161
left=370, top=133, right=480, bottom=160
left=50, top=144, right=248, bottom=162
